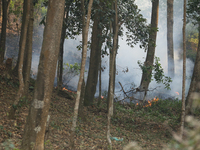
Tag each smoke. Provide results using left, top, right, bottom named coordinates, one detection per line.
left=28, top=0, right=194, bottom=101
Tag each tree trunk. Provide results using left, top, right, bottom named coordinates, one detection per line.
left=180, top=0, right=186, bottom=139
left=8, top=0, right=31, bottom=119
left=78, top=77, right=86, bottom=121
left=57, top=5, right=70, bottom=91
left=21, top=1, right=65, bottom=149
left=139, top=0, right=159, bottom=101
left=69, top=0, right=93, bottom=149
left=97, top=57, right=102, bottom=107
left=167, top=0, right=174, bottom=77
left=84, top=9, right=103, bottom=106
left=23, top=0, right=34, bottom=98
left=107, top=1, right=119, bottom=148
left=0, top=0, right=10, bottom=64
left=185, top=24, right=200, bottom=115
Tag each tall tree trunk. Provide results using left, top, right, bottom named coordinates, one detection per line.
left=84, top=9, right=103, bottom=106
left=185, top=24, right=200, bottom=115
left=180, top=0, right=186, bottom=139
left=21, top=1, right=65, bottom=149
left=78, top=78, right=86, bottom=121
left=139, top=0, right=159, bottom=101
left=69, top=0, right=93, bottom=149
left=57, top=20, right=66, bottom=90
left=167, top=0, right=174, bottom=77
left=23, top=0, right=34, bottom=98
left=97, top=57, right=102, bottom=107
left=8, top=0, right=31, bottom=119
left=0, top=0, right=10, bottom=64
left=107, top=1, right=119, bottom=148
left=57, top=4, right=71, bottom=91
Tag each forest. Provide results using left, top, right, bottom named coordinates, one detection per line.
left=0, top=0, right=200, bottom=149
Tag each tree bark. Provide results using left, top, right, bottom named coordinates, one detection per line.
left=8, top=0, right=31, bottom=119
left=21, top=1, right=65, bottom=149
left=97, top=57, right=102, bottom=107
left=139, top=0, right=159, bottom=101
left=167, top=0, right=174, bottom=77
left=84, top=8, right=103, bottom=106
left=69, top=0, right=93, bottom=149
left=23, top=0, right=34, bottom=98
left=180, top=0, right=186, bottom=139
left=107, top=1, right=119, bottom=148
left=185, top=24, right=200, bottom=115
left=0, top=0, right=10, bottom=64
left=57, top=4, right=71, bottom=91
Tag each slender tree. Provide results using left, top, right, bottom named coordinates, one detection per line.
left=8, top=0, right=31, bottom=119
left=167, top=0, right=174, bottom=77
left=69, top=0, right=93, bottom=148
left=180, top=0, right=186, bottom=139
left=139, top=0, right=159, bottom=101
left=57, top=1, right=72, bottom=91
left=23, top=0, right=34, bottom=98
left=107, top=1, right=119, bottom=148
left=21, top=0, right=65, bottom=149
left=0, top=0, right=10, bottom=64
left=185, top=0, right=200, bottom=115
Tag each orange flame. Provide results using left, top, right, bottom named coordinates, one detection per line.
left=101, top=96, right=104, bottom=99
left=143, top=97, right=159, bottom=107
left=62, top=87, right=77, bottom=94
left=175, top=92, right=179, bottom=95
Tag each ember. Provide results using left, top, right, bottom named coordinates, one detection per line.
left=143, top=97, right=159, bottom=107
left=62, top=87, right=77, bottom=94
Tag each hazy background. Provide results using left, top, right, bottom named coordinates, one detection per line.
left=29, top=0, right=194, bottom=101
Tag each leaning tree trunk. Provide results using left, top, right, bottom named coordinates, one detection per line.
left=69, top=0, right=93, bottom=149
left=21, top=1, right=65, bottom=149
left=180, top=0, right=186, bottom=139
left=84, top=9, right=103, bottom=106
left=185, top=24, right=200, bottom=115
left=8, top=0, right=31, bottom=119
left=139, top=0, right=159, bottom=101
left=0, top=0, right=10, bottom=64
left=167, top=0, right=174, bottom=77
left=23, top=0, right=34, bottom=98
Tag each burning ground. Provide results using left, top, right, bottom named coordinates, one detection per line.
left=2, top=73, right=199, bottom=149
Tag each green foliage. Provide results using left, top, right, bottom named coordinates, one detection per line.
left=138, top=57, right=172, bottom=90
left=63, top=63, right=81, bottom=86
left=187, top=0, right=200, bottom=25
left=9, top=0, right=23, bottom=18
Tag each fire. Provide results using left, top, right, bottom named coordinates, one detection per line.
left=101, top=96, right=104, bottom=99
left=175, top=92, right=179, bottom=95
left=143, top=97, right=159, bottom=107
left=62, top=87, right=77, bottom=94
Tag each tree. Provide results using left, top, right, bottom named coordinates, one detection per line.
left=107, top=1, right=119, bottom=148
left=23, top=0, right=34, bottom=98
left=69, top=0, right=93, bottom=148
left=8, top=0, right=31, bottom=119
left=180, top=0, right=186, bottom=138
left=185, top=0, right=200, bottom=114
left=84, top=2, right=103, bottom=106
left=57, top=0, right=73, bottom=91
left=167, top=0, right=174, bottom=77
left=0, top=0, right=10, bottom=64
left=138, top=0, right=159, bottom=101
left=21, top=0, right=65, bottom=149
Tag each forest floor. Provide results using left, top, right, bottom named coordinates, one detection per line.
left=1, top=71, right=196, bottom=150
